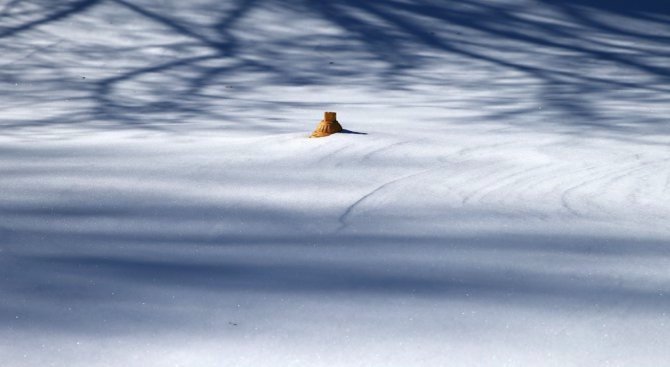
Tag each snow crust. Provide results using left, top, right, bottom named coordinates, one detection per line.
left=2, top=0, right=670, bottom=366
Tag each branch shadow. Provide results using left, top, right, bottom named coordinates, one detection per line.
left=2, top=194, right=670, bottom=333
left=0, top=0, right=668, bottom=139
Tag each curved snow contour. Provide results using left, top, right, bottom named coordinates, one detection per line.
left=336, top=166, right=444, bottom=233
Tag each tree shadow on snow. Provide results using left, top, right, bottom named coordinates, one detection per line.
left=1, top=195, right=670, bottom=334
left=0, top=0, right=668, bottom=138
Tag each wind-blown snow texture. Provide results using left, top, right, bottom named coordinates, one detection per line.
left=2, top=0, right=670, bottom=366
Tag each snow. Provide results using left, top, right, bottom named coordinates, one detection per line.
left=1, top=0, right=670, bottom=366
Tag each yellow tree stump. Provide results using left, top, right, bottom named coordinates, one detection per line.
left=310, top=112, right=343, bottom=138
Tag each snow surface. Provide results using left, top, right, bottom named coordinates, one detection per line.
left=2, top=0, right=670, bottom=366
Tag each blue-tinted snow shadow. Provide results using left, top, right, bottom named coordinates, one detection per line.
left=1, top=0, right=670, bottom=335
left=340, top=129, right=367, bottom=135
left=0, top=0, right=668, bottom=138
left=2, top=198, right=670, bottom=334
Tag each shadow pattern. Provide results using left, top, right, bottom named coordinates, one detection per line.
left=0, top=0, right=669, bottom=137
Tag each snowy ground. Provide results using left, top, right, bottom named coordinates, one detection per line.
left=2, top=1, right=670, bottom=366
